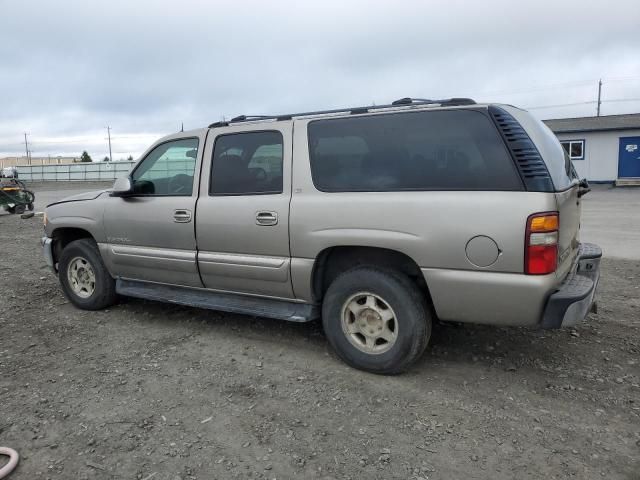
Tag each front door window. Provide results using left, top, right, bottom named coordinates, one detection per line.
left=131, top=138, right=199, bottom=195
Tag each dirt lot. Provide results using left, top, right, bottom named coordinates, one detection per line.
left=0, top=184, right=639, bottom=479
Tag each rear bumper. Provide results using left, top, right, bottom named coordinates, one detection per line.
left=541, top=242, right=602, bottom=329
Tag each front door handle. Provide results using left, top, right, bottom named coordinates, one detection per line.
left=256, top=211, right=278, bottom=226
left=173, top=209, right=192, bottom=223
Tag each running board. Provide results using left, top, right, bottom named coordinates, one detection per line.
left=116, top=279, right=318, bottom=323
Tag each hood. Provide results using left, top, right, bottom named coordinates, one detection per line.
left=47, top=189, right=109, bottom=207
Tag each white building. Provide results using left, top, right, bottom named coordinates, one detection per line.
left=543, top=113, right=640, bottom=185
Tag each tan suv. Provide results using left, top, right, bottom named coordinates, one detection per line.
left=42, top=97, right=601, bottom=373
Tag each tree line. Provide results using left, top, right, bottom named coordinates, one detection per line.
left=79, top=151, right=134, bottom=162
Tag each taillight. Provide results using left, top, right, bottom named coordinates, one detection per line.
left=525, top=212, right=558, bottom=275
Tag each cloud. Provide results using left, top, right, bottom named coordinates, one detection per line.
left=1, top=0, right=639, bottom=159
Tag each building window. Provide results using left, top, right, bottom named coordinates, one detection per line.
left=560, top=140, right=585, bottom=160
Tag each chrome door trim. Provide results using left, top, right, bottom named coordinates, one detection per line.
left=104, top=244, right=201, bottom=287
left=198, top=251, right=291, bottom=288
left=111, top=244, right=196, bottom=263
left=198, top=251, right=287, bottom=269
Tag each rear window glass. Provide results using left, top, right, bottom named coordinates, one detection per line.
left=210, top=131, right=283, bottom=195
left=307, top=109, right=523, bottom=192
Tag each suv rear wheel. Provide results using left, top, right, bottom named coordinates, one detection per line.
left=322, top=267, right=431, bottom=374
left=58, top=238, right=117, bottom=310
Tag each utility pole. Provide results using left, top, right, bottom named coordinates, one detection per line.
left=23, top=132, right=30, bottom=165
left=596, top=79, right=602, bottom=117
left=106, top=126, right=113, bottom=162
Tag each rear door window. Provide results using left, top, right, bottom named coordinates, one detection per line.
left=210, top=131, right=283, bottom=195
left=307, top=110, right=523, bottom=192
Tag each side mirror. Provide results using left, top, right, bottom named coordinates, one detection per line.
left=577, top=178, right=591, bottom=198
left=111, top=176, right=133, bottom=197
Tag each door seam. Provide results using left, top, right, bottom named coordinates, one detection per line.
left=194, top=128, right=211, bottom=287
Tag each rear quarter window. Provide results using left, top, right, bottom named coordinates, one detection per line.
left=538, top=123, right=576, bottom=190
left=307, top=109, right=523, bottom=192
left=500, top=106, right=577, bottom=191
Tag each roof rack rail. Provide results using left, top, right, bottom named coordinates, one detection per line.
left=230, top=115, right=273, bottom=122
left=391, top=97, right=476, bottom=106
left=208, top=97, right=476, bottom=128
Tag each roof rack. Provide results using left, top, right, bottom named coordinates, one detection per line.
left=208, top=97, right=476, bottom=128
left=391, top=97, right=476, bottom=106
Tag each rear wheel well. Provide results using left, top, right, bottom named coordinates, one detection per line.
left=312, top=246, right=431, bottom=304
left=51, top=228, right=95, bottom=265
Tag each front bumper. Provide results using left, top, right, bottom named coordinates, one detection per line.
left=41, top=236, right=56, bottom=272
left=541, top=242, right=602, bottom=329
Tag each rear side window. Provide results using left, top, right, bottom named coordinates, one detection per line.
left=308, top=110, right=522, bottom=192
left=210, top=131, right=283, bottom=195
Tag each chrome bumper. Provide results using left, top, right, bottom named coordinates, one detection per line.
left=541, top=243, right=602, bottom=329
left=41, top=236, right=56, bottom=272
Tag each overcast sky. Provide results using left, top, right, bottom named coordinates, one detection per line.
left=1, top=0, right=639, bottom=160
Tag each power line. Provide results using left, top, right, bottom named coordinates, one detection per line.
left=602, top=97, right=640, bottom=103
left=527, top=101, right=593, bottom=110
left=506, top=81, right=595, bottom=96
left=460, top=76, right=639, bottom=101
left=29, top=139, right=97, bottom=144
left=463, top=79, right=597, bottom=99
left=526, top=97, right=640, bottom=110
left=602, top=75, right=640, bottom=82
left=109, top=134, right=161, bottom=140
left=24, top=134, right=160, bottom=144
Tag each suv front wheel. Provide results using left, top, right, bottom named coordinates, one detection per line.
left=58, top=238, right=117, bottom=310
left=322, top=267, right=431, bottom=374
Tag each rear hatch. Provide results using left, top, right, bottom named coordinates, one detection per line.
left=554, top=182, right=581, bottom=279
left=491, top=105, right=582, bottom=279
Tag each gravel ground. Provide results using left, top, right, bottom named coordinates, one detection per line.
left=0, top=187, right=639, bottom=479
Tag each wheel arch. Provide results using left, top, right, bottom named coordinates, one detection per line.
left=51, top=227, right=96, bottom=266
left=311, top=245, right=432, bottom=305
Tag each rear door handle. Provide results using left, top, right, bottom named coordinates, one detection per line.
left=256, top=211, right=278, bottom=226
left=173, top=209, right=192, bottom=223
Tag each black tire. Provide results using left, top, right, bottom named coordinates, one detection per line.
left=23, top=190, right=35, bottom=208
left=58, top=238, right=117, bottom=310
left=322, top=267, right=431, bottom=374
